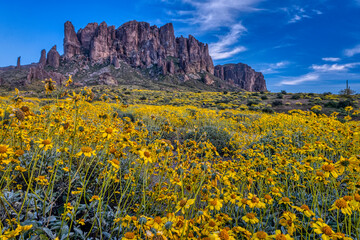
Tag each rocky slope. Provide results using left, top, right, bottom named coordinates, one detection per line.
left=0, top=20, right=267, bottom=92
left=214, top=63, right=267, bottom=92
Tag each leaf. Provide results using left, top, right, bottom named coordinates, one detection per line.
left=43, top=227, right=55, bottom=239
left=61, top=224, right=69, bottom=237
left=47, top=216, right=57, bottom=222
left=102, top=232, right=111, bottom=239
left=73, top=227, right=84, bottom=237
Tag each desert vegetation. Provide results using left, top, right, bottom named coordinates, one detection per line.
left=0, top=81, right=359, bottom=239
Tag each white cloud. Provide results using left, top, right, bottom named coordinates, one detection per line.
left=282, top=5, right=322, bottom=24
left=260, top=61, right=290, bottom=74
left=322, top=57, right=340, bottom=62
left=311, top=63, right=360, bottom=72
left=276, top=61, right=360, bottom=86
left=344, top=45, right=360, bottom=57
left=273, top=61, right=289, bottom=68
left=288, top=13, right=310, bottom=24
left=278, top=73, right=319, bottom=86
left=211, top=47, right=247, bottom=60
left=209, top=24, right=247, bottom=60
left=167, top=0, right=264, bottom=60
left=313, top=9, right=323, bottom=15
left=175, top=0, right=263, bottom=31
left=273, top=43, right=295, bottom=49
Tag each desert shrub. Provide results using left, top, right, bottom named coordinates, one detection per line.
left=188, top=126, right=232, bottom=154
left=215, top=99, right=231, bottom=104
left=262, top=107, right=274, bottom=113
left=276, top=93, right=283, bottom=99
left=247, top=99, right=260, bottom=106
left=272, top=100, right=283, bottom=106
left=248, top=106, right=258, bottom=111
left=311, top=105, right=322, bottom=114
left=338, top=99, right=354, bottom=108
left=325, top=100, right=339, bottom=108
left=291, top=93, right=302, bottom=99
left=113, top=110, right=136, bottom=122
left=221, top=111, right=234, bottom=119
left=261, top=95, right=268, bottom=100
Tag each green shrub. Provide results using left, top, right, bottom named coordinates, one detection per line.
left=247, top=99, right=260, bottom=106
left=338, top=99, right=355, bottom=108
left=262, top=107, right=274, bottom=113
left=272, top=100, right=283, bottom=106
left=185, top=126, right=232, bottom=155
left=325, top=100, right=338, bottom=108
left=291, top=93, right=302, bottom=100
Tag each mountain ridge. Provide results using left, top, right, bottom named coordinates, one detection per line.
left=0, top=20, right=267, bottom=92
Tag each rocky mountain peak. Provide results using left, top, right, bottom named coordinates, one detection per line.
left=64, top=21, right=81, bottom=59
left=39, top=49, right=47, bottom=67
left=214, top=63, right=267, bottom=92
left=47, top=45, right=60, bottom=68
left=62, top=20, right=214, bottom=76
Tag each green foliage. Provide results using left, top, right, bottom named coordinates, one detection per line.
left=262, top=107, right=274, bottom=113
left=272, top=100, right=283, bottom=106
left=276, top=93, right=283, bottom=99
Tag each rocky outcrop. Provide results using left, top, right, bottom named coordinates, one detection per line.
left=27, top=66, right=65, bottom=85
left=112, top=55, right=120, bottom=69
left=91, top=22, right=116, bottom=61
left=203, top=74, right=214, bottom=85
left=77, top=23, right=98, bottom=55
left=47, top=46, right=60, bottom=68
left=214, top=63, right=267, bottom=92
left=160, top=23, right=176, bottom=57
left=64, top=21, right=81, bottom=59
left=62, top=20, right=214, bottom=75
left=98, top=72, right=118, bottom=86
left=176, top=35, right=214, bottom=74
left=39, top=49, right=47, bottom=66
left=26, top=47, right=64, bottom=84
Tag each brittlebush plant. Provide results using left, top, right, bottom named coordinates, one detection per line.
left=0, top=80, right=359, bottom=240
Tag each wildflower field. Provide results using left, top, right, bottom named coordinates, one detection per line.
left=0, top=85, right=360, bottom=240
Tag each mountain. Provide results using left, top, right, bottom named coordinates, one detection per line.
left=0, top=20, right=267, bottom=92
left=214, top=64, right=267, bottom=92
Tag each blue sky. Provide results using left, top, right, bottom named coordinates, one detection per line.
left=1, top=0, right=360, bottom=93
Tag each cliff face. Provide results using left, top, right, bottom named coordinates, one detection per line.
left=64, top=20, right=214, bottom=75
left=214, top=63, right=267, bottom=92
